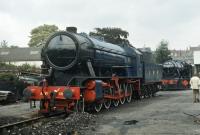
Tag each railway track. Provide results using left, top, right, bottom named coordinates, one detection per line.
left=0, top=111, right=98, bottom=135
left=0, top=112, right=65, bottom=134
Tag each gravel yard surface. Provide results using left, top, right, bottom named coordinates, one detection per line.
left=1, top=90, right=200, bottom=135
left=2, top=112, right=98, bottom=135
left=96, top=90, right=200, bottom=135
left=0, top=102, right=39, bottom=118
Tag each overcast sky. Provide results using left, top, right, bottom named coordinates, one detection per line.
left=0, top=0, right=200, bottom=50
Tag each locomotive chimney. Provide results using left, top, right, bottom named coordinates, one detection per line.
left=66, top=27, right=77, bottom=33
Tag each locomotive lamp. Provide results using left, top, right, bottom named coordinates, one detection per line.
left=63, top=88, right=73, bottom=99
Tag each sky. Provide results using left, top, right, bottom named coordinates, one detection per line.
left=0, top=0, right=200, bottom=50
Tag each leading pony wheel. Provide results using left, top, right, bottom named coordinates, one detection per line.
left=74, top=98, right=85, bottom=112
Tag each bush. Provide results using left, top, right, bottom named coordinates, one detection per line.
left=0, top=63, right=17, bottom=71
left=18, top=63, right=39, bottom=73
left=0, top=72, right=17, bottom=81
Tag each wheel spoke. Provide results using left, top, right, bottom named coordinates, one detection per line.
left=119, top=83, right=126, bottom=104
left=126, top=84, right=133, bottom=103
left=104, top=99, right=111, bottom=109
left=104, top=88, right=112, bottom=109
left=113, top=99, right=119, bottom=107
left=111, top=81, right=120, bottom=107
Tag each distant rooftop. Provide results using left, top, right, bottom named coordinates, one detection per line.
left=138, top=47, right=152, bottom=53
left=0, top=47, right=42, bottom=62
left=190, top=46, right=200, bottom=51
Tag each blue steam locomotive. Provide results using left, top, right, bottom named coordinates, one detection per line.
left=24, top=27, right=162, bottom=113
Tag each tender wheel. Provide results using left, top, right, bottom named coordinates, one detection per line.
left=144, top=86, right=149, bottom=98
left=74, top=97, right=85, bottom=112
left=119, top=83, right=126, bottom=104
left=152, top=85, right=156, bottom=97
left=94, top=102, right=103, bottom=112
left=104, top=88, right=112, bottom=109
left=148, top=86, right=153, bottom=97
left=113, top=99, right=119, bottom=107
left=126, top=84, right=133, bottom=103
left=140, top=86, right=145, bottom=99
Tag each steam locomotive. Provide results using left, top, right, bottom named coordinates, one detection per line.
left=24, top=27, right=162, bottom=114
left=162, top=60, right=192, bottom=90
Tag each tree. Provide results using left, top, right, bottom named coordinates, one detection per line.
left=0, top=40, right=9, bottom=48
left=10, top=45, right=19, bottom=48
left=18, top=63, right=38, bottom=73
left=28, top=24, right=59, bottom=47
left=155, top=40, right=172, bottom=64
left=89, top=27, right=130, bottom=45
left=0, top=40, right=19, bottom=48
left=0, top=72, right=17, bottom=82
left=0, top=62, right=17, bottom=71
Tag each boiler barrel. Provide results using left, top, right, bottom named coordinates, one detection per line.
left=43, top=31, right=135, bottom=71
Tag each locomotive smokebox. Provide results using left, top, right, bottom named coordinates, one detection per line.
left=44, top=31, right=79, bottom=70
left=66, top=27, right=77, bottom=33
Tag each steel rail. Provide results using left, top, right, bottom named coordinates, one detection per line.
left=0, top=116, right=44, bottom=131
left=0, top=112, right=65, bottom=132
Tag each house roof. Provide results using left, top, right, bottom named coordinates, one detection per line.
left=0, top=47, right=42, bottom=62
